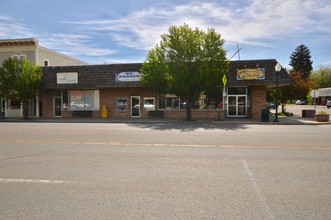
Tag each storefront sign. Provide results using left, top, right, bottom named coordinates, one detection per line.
left=237, top=68, right=265, bottom=80
left=57, top=72, right=78, bottom=84
left=116, top=72, right=141, bottom=82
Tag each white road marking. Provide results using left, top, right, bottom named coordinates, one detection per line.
left=0, top=178, right=76, bottom=184
left=0, top=139, right=330, bottom=150
left=241, top=158, right=275, bottom=220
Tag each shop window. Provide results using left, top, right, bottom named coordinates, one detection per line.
left=164, top=97, right=186, bottom=109
left=1, top=99, right=5, bottom=112
left=143, top=98, right=155, bottom=111
left=69, top=90, right=99, bottom=111
left=116, top=98, right=128, bottom=111
left=9, top=99, right=21, bottom=109
left=63, top=90, right=69, bottom=110
left=228, top=87, right=247, bottom=95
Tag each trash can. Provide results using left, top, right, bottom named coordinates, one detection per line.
left=302, top=110, right=315, bottom=118
left=261, top=109, right=269, bottom=122
left=101, top=105, right=108, bottom=118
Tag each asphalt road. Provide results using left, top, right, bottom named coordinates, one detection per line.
left=0, top=122, right=330, bottom=219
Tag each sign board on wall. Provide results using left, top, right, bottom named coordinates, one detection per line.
left=115, top=72, right=141, bottom=82
left=57, top=72, right=78, bottom=84
left=237, top=68, right=265, bottom=80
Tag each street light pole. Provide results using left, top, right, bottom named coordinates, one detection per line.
left=274, top=63, right=282, bottom=122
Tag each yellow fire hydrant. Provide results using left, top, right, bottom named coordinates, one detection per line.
left=101, top=105, right=108, bottom=118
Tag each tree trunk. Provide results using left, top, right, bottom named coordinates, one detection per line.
left=281, top=104, right=286, bottom=114
left=23, top=101, right=29, bottom=120
left=186, top=97, right=192, bottom=121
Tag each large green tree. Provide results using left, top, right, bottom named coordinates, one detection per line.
left=310, top=66, right=331, bottom=88
left=289, top=44, right=313, bottom=78
left=0, top=58, right=42, bottom=119
left=141, top=24, right=229, bottom=120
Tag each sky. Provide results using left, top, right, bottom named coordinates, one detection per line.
left=1, top=0, right=330, bottom=69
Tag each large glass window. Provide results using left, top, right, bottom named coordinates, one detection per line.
left=9, top=99, right=21, bottom=109
left=228, top=87, right=247, bottom=95
left=68, top=90, right=99, bottom=111
left=144, top=98, right=155, bottom=111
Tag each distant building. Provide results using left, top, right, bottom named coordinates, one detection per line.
left=316, top=87, right=331, bottom=105
left=0, top=38, right=87, bottom=118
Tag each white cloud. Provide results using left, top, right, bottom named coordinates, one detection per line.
left=68, top=0, right=331, bottom=49
left=0, top=16, right=33, bottom=38
left=39, top=34, right=117, bottom=57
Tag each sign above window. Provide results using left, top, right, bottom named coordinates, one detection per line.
left=115, top=72, right=141, bottom=82
left=57, top=72, right=78, bottom=84
left=237, top=68, right=265, bottom=80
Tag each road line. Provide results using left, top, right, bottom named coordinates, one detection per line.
left=241, top=158, right=274, bottom=220
left=0, top=178, right=76, bottom=185
left=0, top=139, right=330, bottom=151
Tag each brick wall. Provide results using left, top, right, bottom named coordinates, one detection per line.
left=41, top=89, right=53, bottom=117
left=251, top=86, right=267, bottom=120
left=40, top=87, right=263, bottom=120
left=164, top=109, right=224, bottom=120
left=100, top=87, right=157, bottom=118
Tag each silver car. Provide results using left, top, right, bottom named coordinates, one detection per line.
left=70, top=101, right=90, bottom=109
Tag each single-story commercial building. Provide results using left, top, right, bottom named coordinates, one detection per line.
left=39, top=59, right=292, bottom=120
left=315, top=87, right=331, bottom=105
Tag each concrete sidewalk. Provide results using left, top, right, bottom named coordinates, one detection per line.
left=0, top=115, right=330, bottom=125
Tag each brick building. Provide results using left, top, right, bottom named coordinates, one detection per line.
left=39, top=59, right=292, bottom=120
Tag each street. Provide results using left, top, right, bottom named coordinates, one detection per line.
left=0, top=122, right=330, bottom=219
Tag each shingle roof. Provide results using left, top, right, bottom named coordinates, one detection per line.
left=40, top=59, right=292, bottom=90
left=40, top=63, right=143, bottom=89
left=227, top=59, right=293, bottom=88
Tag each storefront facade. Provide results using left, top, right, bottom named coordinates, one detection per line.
left=39, top=59, right=292, bottom=120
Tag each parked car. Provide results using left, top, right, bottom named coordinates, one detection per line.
left=70, top=101, right=90, bottom=109
left=326, top=100, right=331, bottom=108
left=266, top=102, right=277, bottom=109
left=295, top=99, right=307, bottom=105
left=143, top=103, right=155, bottom=111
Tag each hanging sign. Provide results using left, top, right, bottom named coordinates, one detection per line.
left=237, top=68, right=265, bottom=80
left=115, top=72, right=141, bottom=82
left=57, top=72, right=78, bottom=84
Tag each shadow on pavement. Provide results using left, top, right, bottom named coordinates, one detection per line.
left=126, top=121, right=249, bottom=132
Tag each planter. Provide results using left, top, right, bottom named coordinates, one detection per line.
left=315, top=114, right=329, bottom=122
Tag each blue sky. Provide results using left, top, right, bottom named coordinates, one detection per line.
left=1, top=0, right=330, bottom=69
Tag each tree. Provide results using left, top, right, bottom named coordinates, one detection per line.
left=310, top=66, right=331, bottom=88
left=289, top=44, right=313, bottom=78
left=0, top=58, right=42, bottom=119
left=141, top=24, right=229, bottom=120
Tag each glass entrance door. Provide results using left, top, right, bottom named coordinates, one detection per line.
left=54, top=97, right=62, bottom=117
left=131, top=96, right=140, bottom=117
left=228, top=95, right=246, bottom=117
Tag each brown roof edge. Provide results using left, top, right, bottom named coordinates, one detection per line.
left=0, top=38, right=38, bottom=47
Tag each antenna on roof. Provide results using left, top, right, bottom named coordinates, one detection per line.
left=237, top=43, right=241, bottom=60
left=229, top=43, right=241, bottom=60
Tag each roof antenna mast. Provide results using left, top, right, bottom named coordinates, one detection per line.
left=229, top=43, right=241, bottom=60
left=237, top=43, right=241, bottom=60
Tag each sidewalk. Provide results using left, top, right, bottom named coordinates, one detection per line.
left=1, top=115, right=330, bottom=125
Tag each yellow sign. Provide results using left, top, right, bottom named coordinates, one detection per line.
left=222, top=74, right=227, bottom=86
left=237, top=68, right=265, bottom=80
